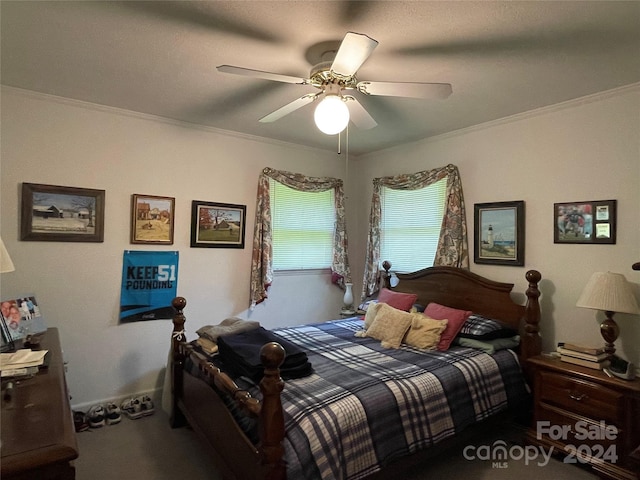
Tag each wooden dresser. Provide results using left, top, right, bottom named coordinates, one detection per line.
left=526, top=355, right=640, bottom=480
left=1, top=328, right=79, bottom=480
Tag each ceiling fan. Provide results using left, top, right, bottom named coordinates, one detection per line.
left=217, top=32, right=453, bottom=135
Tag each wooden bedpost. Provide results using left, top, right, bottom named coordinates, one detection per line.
left=170, top=296, right=187, bottom=428
left=259, top=342, right=286, bottom=480
left=521, top=270, right=542, bottom=380
left=381, top=260, right=392, bottom=289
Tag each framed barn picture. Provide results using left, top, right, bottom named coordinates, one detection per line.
left=21, top=183, right=105, bottom=242
left=130, top=194, right=175, bottom=245
left=190, top=201, right=246, bottom=249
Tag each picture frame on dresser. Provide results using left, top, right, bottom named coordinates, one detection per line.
left=0, top=295, right=47, bottom=342
left=0, top=315, right=15, bottom=352
left=554, top=199, right=617, bottom=244
left=130, top=194, right=175, bottom=245
left=474, top=200, right=525, bottom=266
left=190, top=200, right=246, bottom=249
left=21, top=183, right=105, bottom=242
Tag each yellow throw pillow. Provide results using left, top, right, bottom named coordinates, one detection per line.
left=404, top=315, right=448, bottom=350
left=363, top=301, right=384, bottom=330
left=365, top=303, right=413, bottom=349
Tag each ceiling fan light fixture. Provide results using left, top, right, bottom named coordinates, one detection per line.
left=314, top=94, right=350, bottom=135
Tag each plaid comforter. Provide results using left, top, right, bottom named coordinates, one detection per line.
left=273, top=318, right=528, bottom=480
left=188, top=317, right=529, bottom=480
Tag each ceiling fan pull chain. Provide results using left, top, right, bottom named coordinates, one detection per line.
left=345, top=125, right=349, bottom=198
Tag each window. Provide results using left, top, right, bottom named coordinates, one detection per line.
left=380, top=177, right=447, bottom=272
left=270, top=178, right=335, bottom=271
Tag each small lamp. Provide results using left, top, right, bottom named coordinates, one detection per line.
left=576, top=271, right=640, bottom=356
left=0, top=237, right=15, bottom=273
left=342, top=282, right=354, bottom=314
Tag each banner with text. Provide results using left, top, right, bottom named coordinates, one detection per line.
left=120, top=251, right=178, bottom=322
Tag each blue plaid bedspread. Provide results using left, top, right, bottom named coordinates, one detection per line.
left=270, top=318, right=529, bottom=480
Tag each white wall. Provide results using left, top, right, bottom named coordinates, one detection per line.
left=352, top=84, right=640, bottom=367
left=0, top=87, right=347, bottom=407
left=2, top=84, right=639, bottom=408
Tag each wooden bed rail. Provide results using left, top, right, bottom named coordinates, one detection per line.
left=170, top=297, right=286, bottom=478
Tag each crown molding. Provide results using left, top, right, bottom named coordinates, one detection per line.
left=0, top=85, right=330, bottom=155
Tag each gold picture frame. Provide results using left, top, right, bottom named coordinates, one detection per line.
left=130, top=194, right=175, bottom=245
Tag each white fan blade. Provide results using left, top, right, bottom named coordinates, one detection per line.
left=217, top=65, right=309, bottom=85
left=331, top=32, right=378, bottom=78
left=344, top=96, right=377, bottom=130
left=357, top=81, right=452, bottom=99
left=259, top=93, right=319, bottom=123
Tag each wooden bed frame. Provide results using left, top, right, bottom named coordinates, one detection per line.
left=169, top=265, right=542, bottom=480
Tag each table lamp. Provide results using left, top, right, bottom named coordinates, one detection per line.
left=1, top=237, right=15, bottom=273
left=576, top=271, right=640, bottom=356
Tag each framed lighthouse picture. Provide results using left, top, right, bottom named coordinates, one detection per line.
left=474, top=201, right=525, bottom=266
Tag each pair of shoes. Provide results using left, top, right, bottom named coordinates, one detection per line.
left=139, top=395, right=155, bottom=417
left=105, top=403, right=122, bottom=425
left=73, top=410, right=89, bottom=432
left=121, top=395, right=155, bottom=420
left=121, top=397, right=145, bottom=419
left=88, top=405, right=106, bottom=428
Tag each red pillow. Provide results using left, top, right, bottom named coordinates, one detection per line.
left=424, top=302, right=472, bottom=351
left=377, top=288, right=418, bottom=312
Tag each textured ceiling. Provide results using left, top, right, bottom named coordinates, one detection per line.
left=2, top=1, right=639, bottom=156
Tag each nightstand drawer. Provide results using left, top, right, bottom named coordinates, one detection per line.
left=539, top=370, right=623, bottom=424
left=537, top=404, right=619, bottom=450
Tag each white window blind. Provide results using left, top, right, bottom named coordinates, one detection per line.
left=380, top=177, right=447, bottom=272
left=270, top=179, right=335, bottom=270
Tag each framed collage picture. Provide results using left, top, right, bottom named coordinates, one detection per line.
left=554, top=200, right=616, bottom=244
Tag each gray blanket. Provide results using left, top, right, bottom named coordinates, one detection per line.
left=196, top=317, right=260, bottom=343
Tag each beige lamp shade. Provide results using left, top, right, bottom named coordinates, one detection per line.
left=0, top=237, right=15, bottom=273
left=576, top=272, right=640, bottom=314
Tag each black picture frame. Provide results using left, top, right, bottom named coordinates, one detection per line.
left=474, top=201, right=525, bottom=266
left=554, top=200, right=617, bottom=244
left=21, top=183, right=105, bottom=242
left=1, top=314, right=15, bottom=352
left=190, top=201, right=246, bottom=249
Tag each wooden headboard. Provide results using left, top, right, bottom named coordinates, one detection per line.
left=380, top=262, right=542, bottom=364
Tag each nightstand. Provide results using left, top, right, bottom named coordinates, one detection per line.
left=526, top=355, right=640, bottom=480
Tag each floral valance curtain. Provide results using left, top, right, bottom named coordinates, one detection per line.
left=250, top=167, right=351, bottom=308
left=361, top=163, right=469, bottom=299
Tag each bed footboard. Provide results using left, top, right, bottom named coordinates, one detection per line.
left=170, top=297, right=287, bottom=480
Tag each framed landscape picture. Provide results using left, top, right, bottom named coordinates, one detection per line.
left=554, top=200, right=616, bottom=244
left=130, top=194, right=175, bottom=245
left=474, top=201, right=525, bottom=266
left=190, top=201, right=246, bottom=249
left=21, top=183, right=105, bottom=242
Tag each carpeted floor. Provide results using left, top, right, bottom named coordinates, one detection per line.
left=75, top=409, right=598, bottom=479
